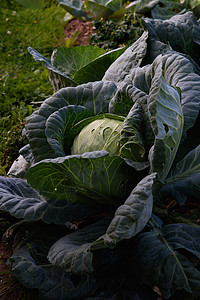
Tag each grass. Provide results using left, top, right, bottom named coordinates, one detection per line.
left=0, top=0, right=66, bottom=175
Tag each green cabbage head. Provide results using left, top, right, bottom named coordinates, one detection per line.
left=71, top=116, right=123, bottom=156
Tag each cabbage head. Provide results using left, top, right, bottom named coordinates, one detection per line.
left=71, top=116, right=123, bottom=156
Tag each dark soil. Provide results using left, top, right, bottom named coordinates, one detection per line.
left=0, top=242, right=12, bottom=274
left=0, top=242, right=23, bottom=300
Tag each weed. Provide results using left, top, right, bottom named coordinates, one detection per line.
left=65, top=30, right=80, bottom=47
left=90, top=12, right=144, bottom=50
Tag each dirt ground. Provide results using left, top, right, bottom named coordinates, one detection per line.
left=64, top=18, right=94, bottom=46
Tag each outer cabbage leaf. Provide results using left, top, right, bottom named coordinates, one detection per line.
left=85, top=0, right=115, bottom=19
left=124, top=51, right=200, bottom=181
left=10, top=246, right=96, bottom=300
left=56, top=0, right=90, bottom=20
left=110, top=67, right=155, bottom=154
left=124, top=47, right=200, bottom=140
left=26, top=151, right=141, bottom=206
left=101, top=0, right=126, bottom=11
left=109, top=52, right=185, bottom=171
left=85, top=0, right=128, bottom=20
left=7, top=218, right=130, bottom=299
left=173, top=113, right=200, bottom=167
left=73, top=47, right=126, bottom=85
left=120, top=102, right=146, bottom=161
left=0, top=176, right=102, bottom=223
left=102, top=31, right=148, bottom=85
left=48, top=216, right=112, bottom=275
left=109, top=83, right=148, bottom=116
left=135, top=0, right=160, bottom=14
left=25, top=81, right=117, bottom=162
left=45, top=105, right=94, bottom=157
left=147, top=58, right=183, bottom=181
left=142, top=11, right=200, bottom=65
left=7, top=155, right=30, bottom=179
left=128, top=50, right=200, bottom=147
left=90, top=173, right=156, bottom=250
left=19, top=144, right=34, bottom=164
left=161, top=51, right=200, bottom=139
left=28, top=46, right=125, bottom=91
left=124, top=64, right=153, bottom=95
left=160, top=145, right=200, bottom=206
left=142, top=38, right=172, bottom=66
left=48, top=173, right=155, bottom=275
left=121, top=55, right=183, bottom=179
left=28, top=47, right=77, bottom=90
left=151, top=1, right=185, bottom=20
left=134, top=223, right=200, bottom=298
left=51, top=46, right=106, bottom=77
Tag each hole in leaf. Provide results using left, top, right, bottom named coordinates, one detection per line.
left=163, top=123, right=169, bottom=133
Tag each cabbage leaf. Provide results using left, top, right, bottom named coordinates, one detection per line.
left=26, top=151, right=142, bottom=206
left=160, top=144, right=200, bottom=206
left=134, top=223, right=200, bottom=298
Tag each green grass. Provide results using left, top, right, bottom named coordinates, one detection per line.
left=0, top=0, right=66, bottom=174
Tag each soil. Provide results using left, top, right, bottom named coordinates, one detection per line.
left=63, top=18, right=95, bottom=46
left=0, top=242, right=12, bottom=274
left=0, top=18, right=94, bottom=300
